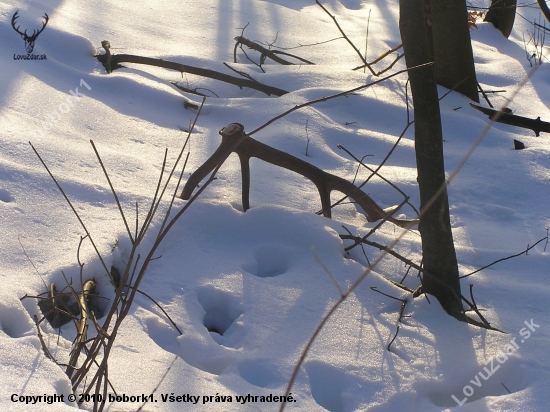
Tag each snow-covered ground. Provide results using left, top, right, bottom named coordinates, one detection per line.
left=1, top=0, right=549, bottom=411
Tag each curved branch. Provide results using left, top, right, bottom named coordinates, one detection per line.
left=181, top=123, right=417, bottom=228
left=96, top=42, right=288, bottom=96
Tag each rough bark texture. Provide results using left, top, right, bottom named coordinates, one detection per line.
left=429, top=0, right=480, bottom=102
left=399, top=0, right=464, bottom=316
left=484, top=0, right=517, bottom=38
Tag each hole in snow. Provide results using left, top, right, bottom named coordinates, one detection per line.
left=304, top=361, right=348, bottom=412
left=0, top=189, right=14, bottom=203
left=242, top=244, right=293, bottom=278
left=237, top=359, right=284, bottom=388
left=197, top=286, right=242, bottom=337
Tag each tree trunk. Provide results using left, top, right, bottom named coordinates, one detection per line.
left=484, top=0, right=517, bottom=38
left=538, top=0, right=550, bottom=24
left=428, top=0, right=479, bottom=102
left=399, top=0, right=464, bottom=317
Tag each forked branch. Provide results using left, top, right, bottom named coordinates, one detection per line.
left=180, top=123, right=417, bottom=228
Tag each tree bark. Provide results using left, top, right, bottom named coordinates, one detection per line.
left=399, top=0, right=464, bottom=317
left=539, top=0, right=550, bottom=23
left=484, top=0, right=517, bottom=38
left=428, top=0, right=479, bottom=102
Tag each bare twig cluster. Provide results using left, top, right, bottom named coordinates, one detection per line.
left=26, top=97, right=233, bottom=411
left=523, top=15, right=547, bottom=66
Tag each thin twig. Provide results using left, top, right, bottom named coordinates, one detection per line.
left=338, top=144, right=420, bottom=216
left=460, top=293, right=500, bottom=330
left=91, top=141, right=135, bottom=245
left=270, top=49, right=315, bottom=65
left=131, top=287, right=182, bottom=334
left=30, top=143, right=115, bottom=288
left=138, top=149, right=168, bottom=241
left=343, top=197, right=409, bottom=251
left=223, top=62, right=260, bottom=83
left=376, top=53, right=405, bottom=76
left=477, top=82, right=494, bottom=108
left=18, top=236, right=48, bottom=289
left=364, top=9, right=371, bottom=73
left=352, top=44, right=403, bottom=71
left=34, top=315, right=56, bottom=361
left=136, top=355, right=179, bottom=412
left=370, top=286, right=405, bottom=302
left=460, top=235, right=548, bottom=278
left=387, top=325, right=400, bottom=351
left=138, top=149, right=168, bottom=240
left=248, top=64, right=431, bottom=137
left=272, top=36, right=344, bottom=50
left=315, top=0, right=376, bottom=75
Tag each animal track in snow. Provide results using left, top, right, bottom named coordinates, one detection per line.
left=178, top=287, right=244, bottom=375
left=236, top=359, right=284, bottom=389
left=242, top=243, right=294, bottom=278
left=1, top=299, right=35, bottom=339
left=197, top=287, right=243, bottom=345
left=136, top=309, right=180, bottom=355
left=304, top=361, right=348, bottom=412
left=304, top=360, right=376, bottom=412
left=428, top=356, right=528, bottom=407
left=0, top=188, right=14, bottom=203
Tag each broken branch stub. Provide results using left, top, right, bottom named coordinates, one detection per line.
left=471, top=103, right=550, bottom=136
left=181, top=123, right=416, bottom=228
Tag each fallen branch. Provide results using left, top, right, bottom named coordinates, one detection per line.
left=234, top=36, right=315, bottom=65
left=471, top=103, right=550, bottom=136
left=180, top=123, right=416, bottom=227
left=96, top=41, right=288, bottom=96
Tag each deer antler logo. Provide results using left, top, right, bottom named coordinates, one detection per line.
left=11, top=11, right=49, bottom=54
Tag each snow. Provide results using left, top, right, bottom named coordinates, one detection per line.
left=1, top=0, right=549, bottom=411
